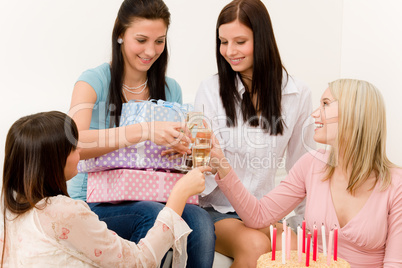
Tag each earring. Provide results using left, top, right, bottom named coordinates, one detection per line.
left=117, top=38, right=123, bottom=44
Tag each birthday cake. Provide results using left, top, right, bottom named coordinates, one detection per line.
left=256, top=250, right=350, bottom=268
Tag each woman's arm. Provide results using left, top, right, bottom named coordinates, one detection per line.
left=68, top=81, right=190, bottom=160
left=38, top=197, right=192, bottom=268
left=166, top=166, right=211, bottom=216
left=212, top=145, right=309, bottom=229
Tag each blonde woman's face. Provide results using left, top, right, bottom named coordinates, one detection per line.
left=218, top=20, right=254, bottom=77
left=311, top=88, right=339, bottom=145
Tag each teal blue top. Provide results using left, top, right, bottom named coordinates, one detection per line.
left=67, top=62, right=182, bottom=201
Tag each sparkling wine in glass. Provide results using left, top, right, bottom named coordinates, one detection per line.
left=177, top=111, right=203, bottom=171
left=192, top=128, right=212, bottom=168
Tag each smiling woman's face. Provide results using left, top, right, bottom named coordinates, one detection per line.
left=311, top=88, right=339, bottom=146
left=120, top=18, right=167, bottom=75
left=218, top=19, right=254, bottom=77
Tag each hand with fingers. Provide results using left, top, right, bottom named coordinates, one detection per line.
left=160, top=126, right=192, bottom=160
left=161, top=148, right=186, bottom=160
left=175, top=166, right=211, bottom=196
left=166, top=166, right=212, bottom=216
left=210, top=132, right=232, bottom=177
left=148, top=121, right=191, bottom=154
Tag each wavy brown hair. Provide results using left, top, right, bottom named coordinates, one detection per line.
left=1, top=111, right=78, bottom=266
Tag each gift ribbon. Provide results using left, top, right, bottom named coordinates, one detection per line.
left=122, top=99, right=191, bottom=127
left=149, top=169, right=168, bottom=201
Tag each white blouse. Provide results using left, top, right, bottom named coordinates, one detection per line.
left=194, top=74, right=315, bottom=226
left=1, top=195, right=191, bottom=267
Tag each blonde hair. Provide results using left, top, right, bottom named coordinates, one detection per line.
left=324, top=79, right=395, bottom=194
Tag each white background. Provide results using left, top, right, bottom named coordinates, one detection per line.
left=1, top=0, right=402, bottom=177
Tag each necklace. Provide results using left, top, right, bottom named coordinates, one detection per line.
left=122, top=89, right=129, bottom=102
left=123, top=78, right=148, bottom=95
left=122, top=80, right=148, bottom=102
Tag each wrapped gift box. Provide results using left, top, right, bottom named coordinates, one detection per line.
left=77, top=100, right=192, bottom=173
left=87, top=169, right=198, bottom=205
left=78, top=141, right=182, bottom=173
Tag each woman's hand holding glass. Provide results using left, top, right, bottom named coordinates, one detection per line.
left=166, top=112, right=204, bottom=172
left=209, top=132, right=232, bottom=178
left=166, top=166, right=211, bottom=215
left=171, top=166, right=211, bottom=197
left=147, top=121, right=191, bottom=154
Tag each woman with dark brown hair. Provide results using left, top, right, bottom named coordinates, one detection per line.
left=194, top=0, right=315, bottom=266
left=1, top=111, right=210, bottom=267
left=67, top=0, right=216, bottom=266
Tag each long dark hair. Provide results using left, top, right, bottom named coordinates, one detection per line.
left=216, top=0, right=287, bottom=134
left=1, top=111, right=78, bottom=266
left=109, top=0, right=171, bottom=127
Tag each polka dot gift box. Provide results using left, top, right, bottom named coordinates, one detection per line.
left=87, top=169, right=198, bottom=204
left=77, top=100, right=193, bottom=173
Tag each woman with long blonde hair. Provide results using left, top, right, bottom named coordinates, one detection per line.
left=211, top=79, right=402, bottom=267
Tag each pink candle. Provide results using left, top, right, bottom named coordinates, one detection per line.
left=334, top=228, right=338, bottom=261
left=286, top=225, right=291, bottom=260
left=313, top=226, right=318, bottom=261
left=306, top=233, right=311, bottom=267
left=272, top=227, right=277, bottom=260
left=302, top=220, right=306, bottom=253
left=297, top=226, right=302, bottom=263
left=327, top=230, right=333, bottom=266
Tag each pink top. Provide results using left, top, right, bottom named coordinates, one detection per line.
left=216, top=150, right=402, bottom=267
left=1, top=195, right=191, bottom=267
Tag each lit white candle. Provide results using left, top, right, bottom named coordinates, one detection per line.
left=322, top=224, right=327, bottom=256
left=282, top=231, right=286, bottom=264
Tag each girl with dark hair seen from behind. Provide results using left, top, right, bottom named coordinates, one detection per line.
left=194, top=0, right=315, bottom=266
left=1, top=111, right=210, bottom=267
left=67, top=0, right=215, bottom=266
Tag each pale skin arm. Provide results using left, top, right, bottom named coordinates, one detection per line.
left=68, top=81, right=190, bottom=160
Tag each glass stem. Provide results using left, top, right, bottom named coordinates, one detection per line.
left=181, top=153, right=187, bottom=166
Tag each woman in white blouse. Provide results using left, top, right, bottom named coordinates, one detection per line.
left=1, top=111, right=210, bottom=268
left=194, top=0, right=315, bottom=266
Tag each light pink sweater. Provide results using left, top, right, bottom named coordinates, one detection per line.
left=216, top=150, right=402, bottom=267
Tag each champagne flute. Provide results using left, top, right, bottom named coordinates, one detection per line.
left=192, top=128, right=212, bottom=168
left=176, top=111, right=203, bottom=172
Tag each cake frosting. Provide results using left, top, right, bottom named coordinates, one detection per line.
left=257, top=250, right=350, bottom=267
